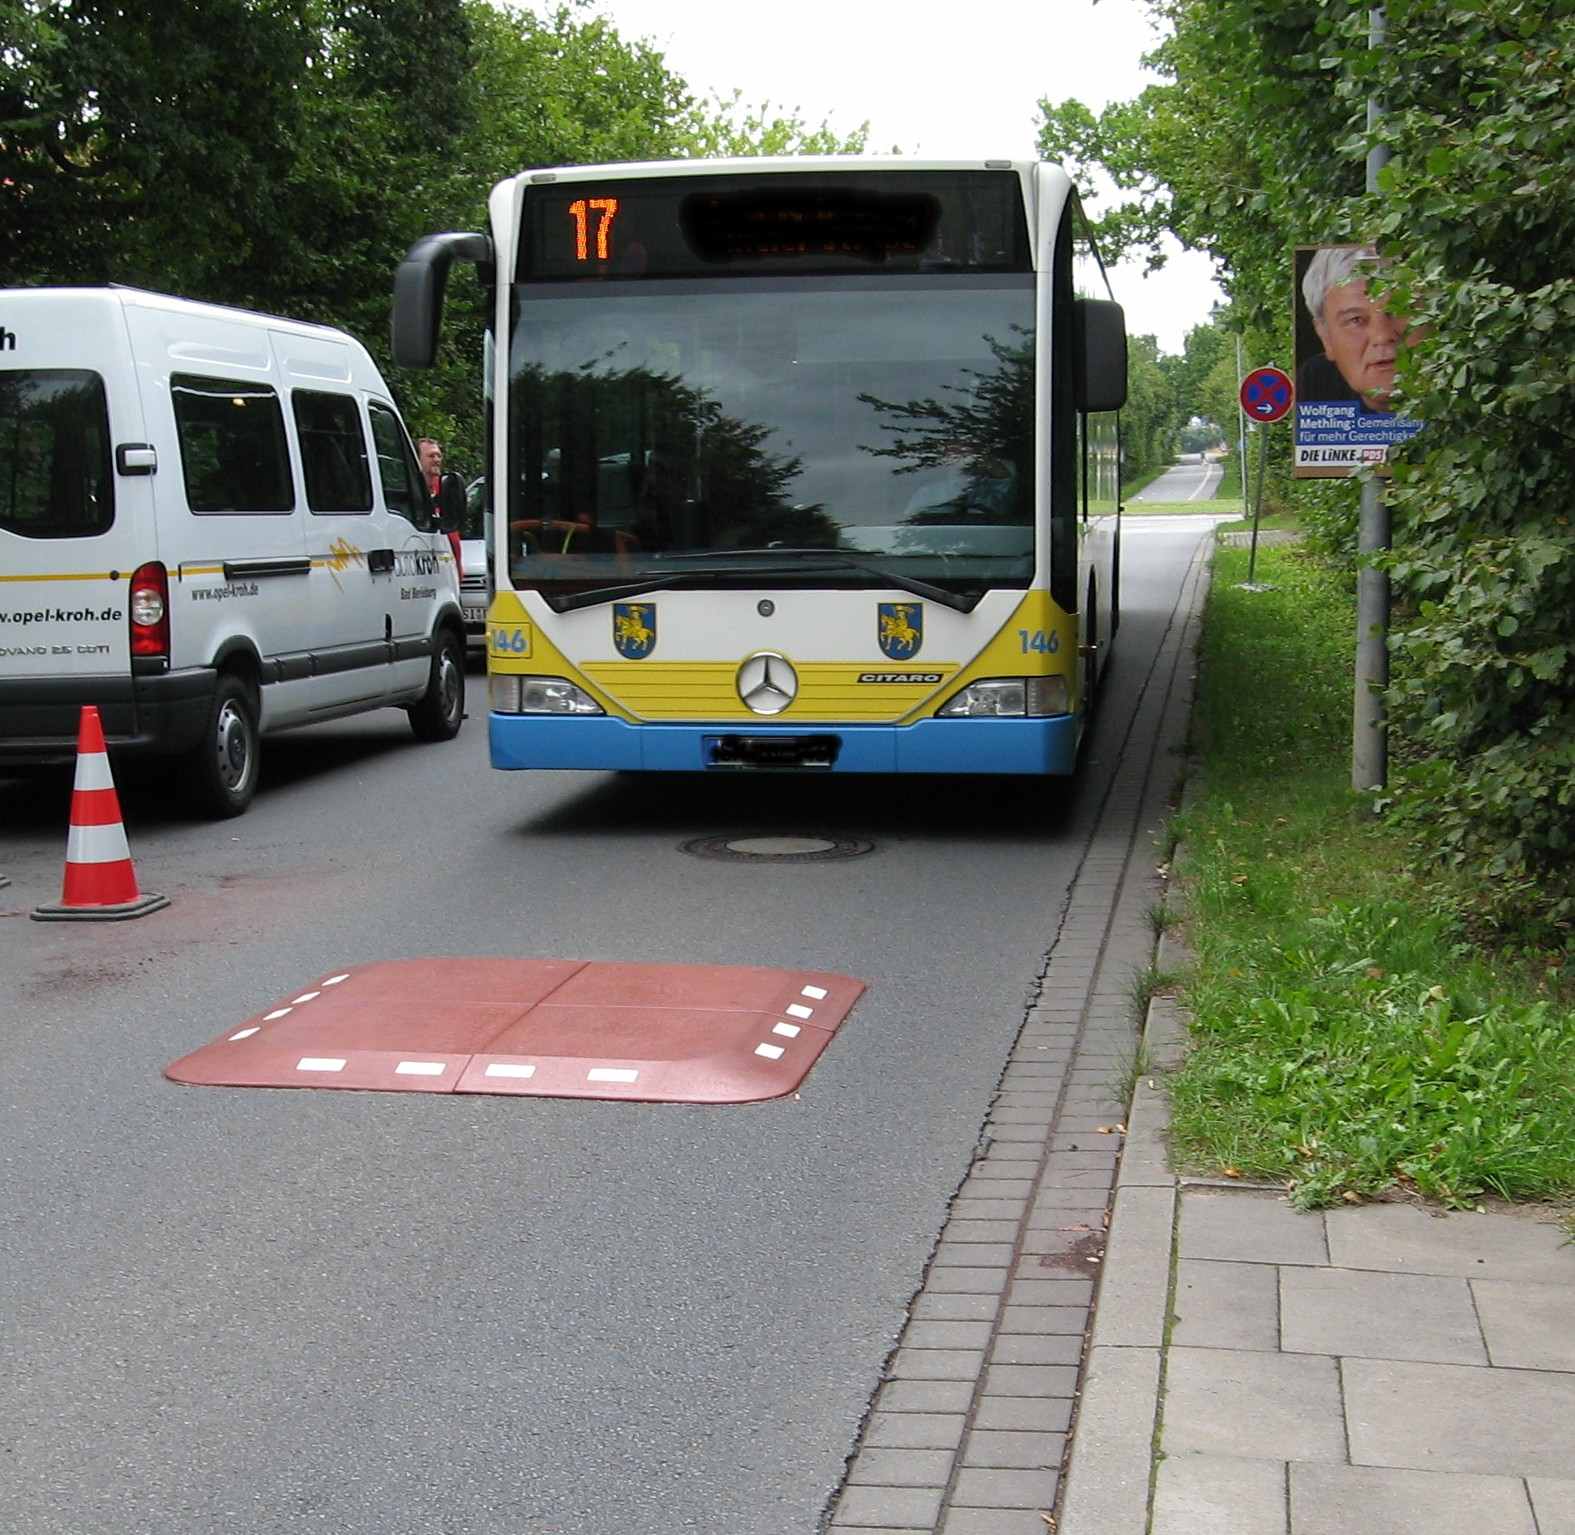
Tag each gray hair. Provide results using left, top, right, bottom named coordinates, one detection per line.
left=1302, top=245, right=1378, bottom=329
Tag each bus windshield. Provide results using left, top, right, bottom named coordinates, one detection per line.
left=506, top=275, right=1035, bottom=602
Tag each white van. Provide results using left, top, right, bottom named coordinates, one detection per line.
left=0, top=287, right=466, bottom=816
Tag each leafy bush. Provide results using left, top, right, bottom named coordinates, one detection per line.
left=1040, top=0, right=1575, bottom=937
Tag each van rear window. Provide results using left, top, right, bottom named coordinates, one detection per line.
left=0, top=369, right=114, bottom=539
left=171, top=375, right=294, bottom=514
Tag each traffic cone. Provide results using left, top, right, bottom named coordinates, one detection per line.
left=31, top=706, right=169, bottom=922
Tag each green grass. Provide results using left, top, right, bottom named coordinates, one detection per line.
left=1125, top=495, right=1251, bottom=518
left=1128, top=963, right=1184, bottom=1029
left=1168, top=544, right=1575, bottom=1209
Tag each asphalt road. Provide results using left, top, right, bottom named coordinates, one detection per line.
left=0, top=516, right=1217, bottom=1535
left=1131, top=454, right=1225, bottom=503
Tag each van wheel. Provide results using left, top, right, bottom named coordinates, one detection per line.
left=409, top=628, right=465, bottom=742
left=187, top=674, right=260, bottom=818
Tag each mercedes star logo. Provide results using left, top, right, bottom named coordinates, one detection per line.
left=736, top=651, right=798, bottom=715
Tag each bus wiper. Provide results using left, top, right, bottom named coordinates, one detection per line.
left=822, top=555, right=982, bottom=613
left=553, top=573, right=696, bottom=611
left=658, top=549, right=983, bottom=613
left=551, top=563, right=828, bottom=610
left=550, top=553, right=983, bottom=614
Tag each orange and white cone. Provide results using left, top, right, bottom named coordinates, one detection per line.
left=31, top=706, right=169, bottom=922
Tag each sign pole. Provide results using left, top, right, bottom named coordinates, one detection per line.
left=1235, top=334, right=1250, bottom=522
left=1352, top=4, right=1392, bottom=792
left=1237, top=364, right=1293, bottom=592
left=1248, top=415, right=1269, bottom=585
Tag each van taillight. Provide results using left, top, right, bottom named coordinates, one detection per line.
left=129, top=561, right=169, bottom=658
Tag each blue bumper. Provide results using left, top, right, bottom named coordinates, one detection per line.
left=489, top=714, right=1081, bottom=776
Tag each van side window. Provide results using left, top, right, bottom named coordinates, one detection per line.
left=0, top=369, right=114, bottom=539
left=293, top=390, right=373, bottom=513
left=171, top=374, right=294, bottom=514
left=367, top=400, right=432, bottom=530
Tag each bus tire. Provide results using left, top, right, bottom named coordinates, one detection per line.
left=409, top=627, right=465, bottom=742
left=186, top=672, right=261, bottom=819
left=1110, top=529, right=1121, bottom=636
left=1082, top=579, right=1100, bottom=725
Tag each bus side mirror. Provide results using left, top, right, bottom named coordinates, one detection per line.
left=392, top=231, right=494, bottom=368
left=1076, top=298, right=1128, bottom=413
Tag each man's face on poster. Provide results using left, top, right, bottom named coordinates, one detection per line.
left=1315, top=277, right=1417, bottom=412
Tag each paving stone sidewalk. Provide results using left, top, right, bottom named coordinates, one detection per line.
left=1146, top=1188, right=1575, bottom=1535
left=1061, top=1070, right=1575, bottom=1535
left=823, top=522, right=1575, bottom=1534
left=1055, top=725, right=1575, bottom=1528
left=824, top=539, right=1211, bottom=1533
left=825, top=517, right=1575, bottom=1534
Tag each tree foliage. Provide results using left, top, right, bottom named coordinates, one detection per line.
left=0, top=0, right=865, bottom=472
left=1039, top=0, right=1575, bottom=933
left=0, top=0, right=322, bottom=291
left=1122, top=333, right=1177, bottom=480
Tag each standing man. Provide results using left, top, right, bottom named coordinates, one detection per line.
left=418, top=437, right=466, bottom=573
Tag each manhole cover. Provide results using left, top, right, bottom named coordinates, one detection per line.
left=681, top=835, right=875, bottom=863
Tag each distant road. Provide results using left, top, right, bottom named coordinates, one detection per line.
left=1132, top=453, right=1224, bottom=503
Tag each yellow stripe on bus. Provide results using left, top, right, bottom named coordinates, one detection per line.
left=483, top=589, right=1083, bottom=723
left=580, top=662, right=958, bottom=723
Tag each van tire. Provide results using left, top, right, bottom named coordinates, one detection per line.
left=409, top=628, right=465, bottom=742
left=186, top=673, right=260, bottom=818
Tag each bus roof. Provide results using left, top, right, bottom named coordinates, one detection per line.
left=509, top=156, right=1067, bottom=188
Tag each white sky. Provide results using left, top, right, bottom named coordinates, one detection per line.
left=577, top=0, right=1228, bottom=355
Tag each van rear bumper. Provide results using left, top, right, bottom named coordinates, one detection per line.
left=0, top=668, right=216, bottom=765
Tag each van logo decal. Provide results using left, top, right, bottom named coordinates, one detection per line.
left=325, top=538, right=364, bottom=574
left=613, top=602, right=656, bottom=659
left=392, top=549, right=440, bottom=577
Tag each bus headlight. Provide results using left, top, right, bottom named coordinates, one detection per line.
left=522, top=678, right=603, bottom=715
left=938, top=677, right=1071, bottom=718
left=489, top=675, right=605, bottom=715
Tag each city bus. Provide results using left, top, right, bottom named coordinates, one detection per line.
left=393, top=158, right=1125, bottom=777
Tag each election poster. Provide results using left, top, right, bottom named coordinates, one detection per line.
left=1293, top=244, right=1424, bottom=477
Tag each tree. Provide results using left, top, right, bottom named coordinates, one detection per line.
left=1122, top=333, right=1177, bottom=481
left=1037, top=0, right=1575, bottom=931
left=676, top=91, right=868, bottom=159
left=0, top=0, right=321, bottom=292
left=1163, top=318, right=1231, bottom=428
